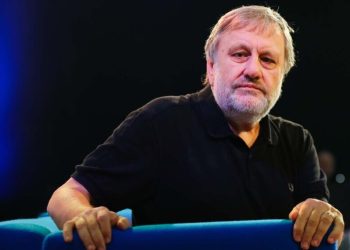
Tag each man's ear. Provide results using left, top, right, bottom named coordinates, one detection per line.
left=206, top=58, right=214, bottom=86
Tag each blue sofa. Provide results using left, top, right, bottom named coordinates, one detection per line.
left=42, top=219, right=337, bottom=250
left=0, top=209, right=131, bottom=250
left=0, top=210, right=337, bottom=250
left=0, top=215, right=59, bottom=250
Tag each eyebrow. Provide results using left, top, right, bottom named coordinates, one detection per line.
left=227, top=44, right=250, bottom=53
left=227, top=43, right=280, bottom=58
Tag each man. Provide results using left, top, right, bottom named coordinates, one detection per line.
left=47, top=5, right=344, bottom=250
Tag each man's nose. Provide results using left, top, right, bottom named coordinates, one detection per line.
left=243, top=56, right=262, bottom=82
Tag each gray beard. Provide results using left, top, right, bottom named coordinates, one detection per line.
left=214, top=86, right=282, bottom=125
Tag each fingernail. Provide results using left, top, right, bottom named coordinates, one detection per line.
left=301, top=242, right=309, bottom=249
left=105, top=237, right=110, bottom=243
left=328, top=238, right=335, bottom=244
left=88, top=245, right=96, bottom=250
left=63, top=235, right=71, bottom=242
left=118, top=220, right=129, bottom=229
left=311, top=240, right=319, bottom=247
left=294, top=234, right=301, bottom=242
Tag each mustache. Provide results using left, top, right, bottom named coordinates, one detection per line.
left=233, top=80, right=266, bottom=94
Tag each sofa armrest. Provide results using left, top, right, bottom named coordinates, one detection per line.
left=42, top=219, right=337, bottom=250
left=0, top=216, right=59, bottom=250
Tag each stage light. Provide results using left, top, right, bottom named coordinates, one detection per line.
left=0, top=1, right=18, bottom=198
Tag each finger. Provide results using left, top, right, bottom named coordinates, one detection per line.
left=301, top=209, right=323, bottom=249
left=116, top=216, right=131, bottom=230
left=85, top=213, right=106, bottom=250
left=301, top=209, right=333, bottom=249
left=96, top=210, right=115, bottom=243
left=62, top=220, right=75, bottom=242
left=289, top=203, right=301, bottom=221
left=75, top=217, right=97, bottom=250
left=293, top=205, right=314, bottom=243
left=308, top=211, right=335, bottom=247
left=109, top=212, right=130, bottom=230
left=289, top=209, right=299, bottom=221
left=327, top=214, right=345, bottom=245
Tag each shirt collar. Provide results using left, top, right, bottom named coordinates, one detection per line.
left=194, top=86, right=233, bottom=138
left=194, top=85, right=279, bottom=146
left=259, top=114, right=279, bottom=146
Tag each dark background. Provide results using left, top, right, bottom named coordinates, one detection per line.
left=1, top=0, right=349, bottom=220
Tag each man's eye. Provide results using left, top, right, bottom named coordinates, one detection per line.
left=260, top=57, right=277, bottom=69
left=231, top=52, right=249, bottom=62
left=261, top=57, right=275, bottom=64
left=232, top=52, right=247, bottom=58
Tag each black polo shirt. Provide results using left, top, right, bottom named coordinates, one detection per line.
left=73, top=86, right=329, bottom=225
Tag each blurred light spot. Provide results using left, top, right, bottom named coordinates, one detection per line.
left=335, top=173, right=345, bottom=184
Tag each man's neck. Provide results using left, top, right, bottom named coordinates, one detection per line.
left=228, top=121, right=260, bottom=148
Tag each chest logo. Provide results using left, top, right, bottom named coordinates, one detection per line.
left=288, top=183, right=294, bottom=192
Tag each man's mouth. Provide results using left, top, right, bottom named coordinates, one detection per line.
left=235, top=84, right=264, bottom=93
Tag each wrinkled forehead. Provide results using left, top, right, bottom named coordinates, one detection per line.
left=213, top=18, right=285, bottom=55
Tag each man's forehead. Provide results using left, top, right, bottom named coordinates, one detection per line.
left=224, top=21, right=282, bottom=37
left=218, top=25, right=285, bottom=49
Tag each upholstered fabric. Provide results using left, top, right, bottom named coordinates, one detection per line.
left=0, top=210, right=336, bottom=250
left=0, top=216, right=59, bottom=250
left=42, top=219, right=337, bottom=250
left=0, top=209, right=131, bottom=250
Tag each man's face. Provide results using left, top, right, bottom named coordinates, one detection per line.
left=207, top=24, right=285, bottom=122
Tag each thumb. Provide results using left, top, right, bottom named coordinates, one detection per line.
left=116, top=216, right=131, bottom=230
left=289, top=204, right=301, bottom=221
left=111, top=214, right=131, bottom=230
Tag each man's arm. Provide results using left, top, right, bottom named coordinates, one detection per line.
left=47, top=177, right=130, bottom=250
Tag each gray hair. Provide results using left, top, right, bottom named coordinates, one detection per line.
left=204, top=5, right=295, bottom=84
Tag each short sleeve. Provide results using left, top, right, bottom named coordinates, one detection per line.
left=72, top=107, right=158, bottom=211
left=294, top=129, right=330, bottom=203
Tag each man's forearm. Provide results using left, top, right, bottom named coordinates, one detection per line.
left=47, top=178, right=93, bottom=229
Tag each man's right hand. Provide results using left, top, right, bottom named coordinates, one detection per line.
left=62, top=206, right=131, bottom=250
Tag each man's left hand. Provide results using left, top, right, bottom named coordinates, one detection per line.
left=289, top=198, right=344, bottom=250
